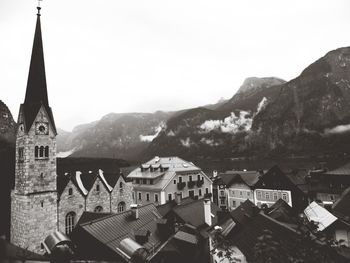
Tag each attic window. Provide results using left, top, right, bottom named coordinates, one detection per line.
left=119, top=182, right=123, bottom=189
left=69, top=188, right=73, bottom=195
left=96, top=184, right=100, bottom=192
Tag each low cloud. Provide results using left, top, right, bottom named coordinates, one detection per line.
left=324, top=124, right=350, bottom=135
left=200, top=111, right=252, bottom=134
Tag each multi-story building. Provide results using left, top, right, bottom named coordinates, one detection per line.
left=212, top=171, right=259, bottom=211
left=127, top=156, right=212, bottom=205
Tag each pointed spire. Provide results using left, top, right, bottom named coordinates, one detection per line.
left=21, top=6, right=57, bottom=134
left=24, top=6, right=48, bottom=106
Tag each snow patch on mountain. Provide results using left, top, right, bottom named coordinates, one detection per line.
left=139, top=123, right=164, bottom=142
left=180, top=137, right=191, bottom=147
left=257, top=97, right=268, bottom=113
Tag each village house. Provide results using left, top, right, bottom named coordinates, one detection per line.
left=127, top=156, right=213, bottom=205
left=308, top=162, right=350, bottom=208
left=212, top=170, right=260, bottom=210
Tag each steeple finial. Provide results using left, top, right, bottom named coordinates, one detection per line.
left=37, top=0, right=42, bottom=16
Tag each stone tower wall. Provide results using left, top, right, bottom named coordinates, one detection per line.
left=11, top=191, right=57, bottom=253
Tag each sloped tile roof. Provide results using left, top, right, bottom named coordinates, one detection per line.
left=216, top=171, right=260, bottom=187
left=172, top=198, right=220, bottom=227
left=324, top=162, right=350, bottom=176
left=230, top=199, right=259, bottom=225
left=77, top=203, right=163, bottom=255
left=332, top=187, right=350, bottom=221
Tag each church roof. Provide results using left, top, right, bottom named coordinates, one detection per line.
left=21, top=8, right=56, bottom=134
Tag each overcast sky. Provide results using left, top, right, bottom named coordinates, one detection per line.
left=1, top=0, right=349, bottom=131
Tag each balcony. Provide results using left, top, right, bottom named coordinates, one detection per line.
left=196, top=179, right=204, bottom=187
left=187, top=181, right=196, bottom=189
left=177, top=182, right=186, bottom=190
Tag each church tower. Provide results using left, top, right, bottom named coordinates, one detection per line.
left=11, top=6, right=58, bottom=254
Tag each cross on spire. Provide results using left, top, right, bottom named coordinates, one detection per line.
left=37, top=0, right=43, bottom=15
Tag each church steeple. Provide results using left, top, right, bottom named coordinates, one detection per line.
left=21, top=6, right=56, bottom=134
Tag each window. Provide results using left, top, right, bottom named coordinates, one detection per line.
left=189, top=190, right=195, bottom=198
left=117, top=202, right=126, bottom=213
left=35, top=146, right=39, bottom=158
left=155, top=194, right=159, bottom=202
left=39, top=146, right=44, bottom=158
left=179, top=176, right=182, bottom=183
left=138, top=192, right=142, bottom=200
left=96, top=184, right=100, bottom=192
left=232, top=200, right=236, bottom=207
left=205, top=188, right=209, bottom=194
left=273, top=193, right=278, bottom=200
left=247, top=192, right=250, bottom=197
left=189, top=175, right=192, bottom=182
left=257, top=191, right=262, bottom=199
left=40, top=200, right=44, bottom=207
left=149, top=180, right=153, bottom=185
left=174, top=179, right=177, bottom=184
left=282, top=193, right=287, bottom=201
left=199, top=189, right=202, bottom=196
left=68, top=188, right=73, bottom=195
left=197, top=174, right=201, bottom=181
left=265, top=192, right=270, bottom=200
left=44, top=146, right=49, bottom=158
left=239, top=191, right=243, bottom=196
left=146, top=193, right=150, bottom=201
left=220, top=199, right=225, bottom=205
left=136, top=179, right=140, bottom=184
left=220, top=190, right=225, bottom=196
left=65, top=212, right=76, bottom=235
left=18, top=147, right=24, bottom=160
left=94, top=206, right=103, bottom=213
left=119, top=182, right=123, bottom=188
left=168, top=193, right=172, bottom=201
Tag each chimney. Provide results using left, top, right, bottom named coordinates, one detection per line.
left=130, top=204, right=139, bottom=220
left=175, top=192, right=182, bottom=204
left=213, top=170, right=218, bottom=178
left=203, top=198, right=212, bottom=226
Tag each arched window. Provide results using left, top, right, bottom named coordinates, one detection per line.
left=65, top=212, right=76, bottom=235
left=117, top=202, right=126, bottom=213
left=39, top=146, right=44, bottom=157
left=94, top=206, right=103, bottom=213
left=44, top=146, right=49, bottom=158
left=35, top=146, right=39, bottom=158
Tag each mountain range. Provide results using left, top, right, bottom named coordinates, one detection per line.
left=2, top=46, right=350, bottom=162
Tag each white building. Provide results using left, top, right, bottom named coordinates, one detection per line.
left=127, top=156, right=212, bottom=205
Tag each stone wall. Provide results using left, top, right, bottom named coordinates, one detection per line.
left=58, top=181, right=85, bottom=234
left=11, top=191, right=57, bottom=254
left=111, top=177, right=133, bottom=213
left=86, top=177, right=111, bottom=213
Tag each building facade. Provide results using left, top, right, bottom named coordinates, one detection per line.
left=128, top=156, right=212, bottom=205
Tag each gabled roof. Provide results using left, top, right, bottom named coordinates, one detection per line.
left=57, top=168, right=122, bottom=197
left=324, top=162, right=350, bottom=176
left=266, top=199, right=296, bottom=223
left=77, top=211, right=112, bottom=225
left=215, top=171, right=260, bottom=187
left=172, top=198, right=220, bottom=228
left=21, top=10, right=56, bottom=134
left=128, top=156, right=205, bottom=191
left=304, top=201, right=338, bottom=231
left=228, top=212, right=300, bottom=261
left=332, top=187, right=350, bottom=221
left=75, top=203, right=163, bottom=259
left=229, top=200, right=259, bottom=225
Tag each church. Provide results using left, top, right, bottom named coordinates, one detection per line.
left=10, top=7, right=133, bottom=254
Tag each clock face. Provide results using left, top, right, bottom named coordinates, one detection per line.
left=35, top=122, right=49, bottom=135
